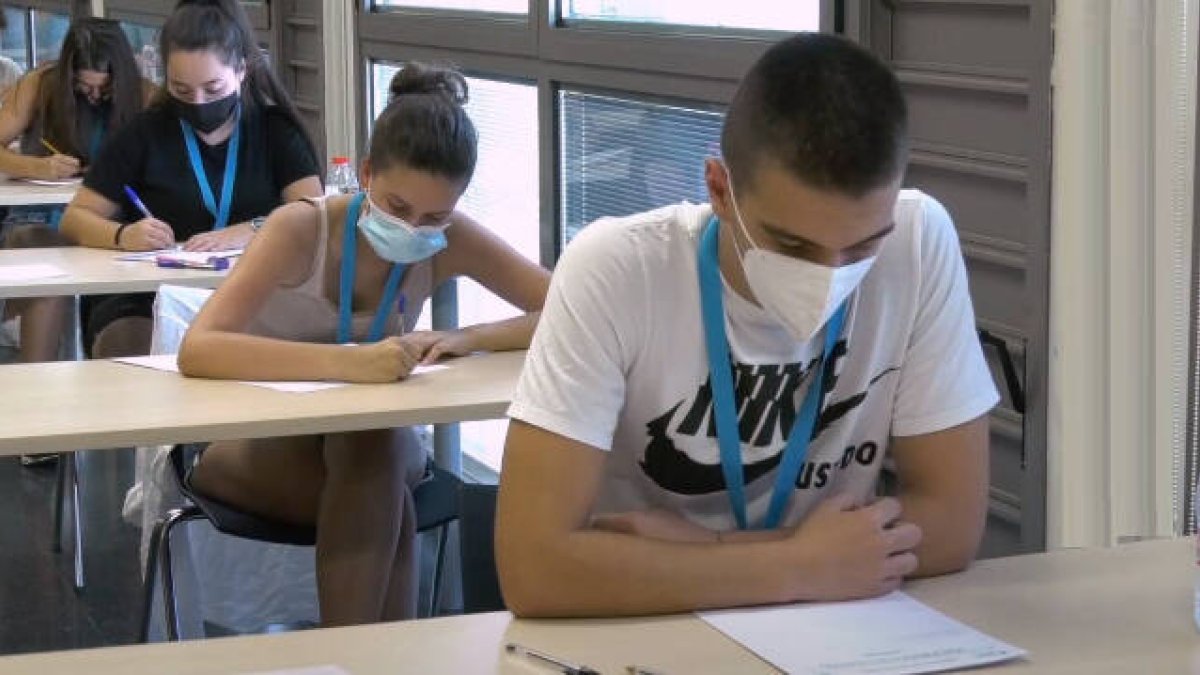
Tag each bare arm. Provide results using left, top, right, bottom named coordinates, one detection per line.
left=890, top=415, right=990, bottom=577
left=496, top=421, right=921, bottom=618
left=178, top=201, right=420, bottom=383
left=601, top=417, right=991, bottom=566
left=405, top=213, right=551, bottom=361
left=0, top=70, right=79, bottom=179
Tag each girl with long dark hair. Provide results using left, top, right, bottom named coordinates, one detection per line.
left=61, top=0, right=322, bottom=358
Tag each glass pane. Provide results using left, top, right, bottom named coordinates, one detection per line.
left=373, top=0, right=526, bottom=15
left=121, top=21, right=162, bottom=83
left=560, top=90, right=723, bottom=244
left=565, top=0, right=819, bottom=31
left=31, top=11, right=69, bottom=67
left=372, top=63, right=539, bottom=473
left=0, top=7, right=28, bottom=74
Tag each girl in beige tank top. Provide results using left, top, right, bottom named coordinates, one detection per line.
left=177, top=64, right=550, bottom=626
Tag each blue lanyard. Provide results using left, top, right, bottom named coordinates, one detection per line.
left=698, top=216, right=847, bottom=530
left=88, top=121, right=105, bottom=162
left=87, top=107, right=107, bottom=162
left=338, top=193, right=406, bottom=344
left=179, top=109, right=241, bottom=231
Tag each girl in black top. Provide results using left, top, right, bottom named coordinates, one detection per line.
left=61, top=0, right=322, bottom=357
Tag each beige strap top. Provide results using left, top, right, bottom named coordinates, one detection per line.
left=247, top=197, right=433, bottom=344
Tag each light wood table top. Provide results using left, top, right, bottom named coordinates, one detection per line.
left=0, top=178, right=77, bottom=206
left=0, top=350, right=525, bottom=456
left=0, top=246, right=226, bottom=299
left=0, top=537, right=1192, bottom=674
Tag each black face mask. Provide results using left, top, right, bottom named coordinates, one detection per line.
left=172, top=91, right=239, bottom=134
left=76, top=92, right=109, bottom=113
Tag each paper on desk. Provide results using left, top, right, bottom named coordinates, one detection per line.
left=19, top=177, right=81, bottom=186
left=240, top=666, right=349, bottom=675
left=699, top=591, right=1025, bottom=675
left=0, top=263, right=67, bottom=281
left=113, top=353, right=448, bottom=393
left=115, top=248, right=244, bottom=263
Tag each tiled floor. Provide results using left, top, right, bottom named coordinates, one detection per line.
left=0, top=450, right=144, bottom=656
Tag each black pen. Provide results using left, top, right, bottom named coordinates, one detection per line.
left=505, top=642, right=600, bottom=675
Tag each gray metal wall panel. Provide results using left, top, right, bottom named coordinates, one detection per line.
left=873, top=0, right=1051, bottom=556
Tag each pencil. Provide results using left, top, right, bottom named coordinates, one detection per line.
left=40, top=138, right=64, bottom=156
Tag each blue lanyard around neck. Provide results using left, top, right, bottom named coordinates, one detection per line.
left=698, top=216, right=847, bottom=530
left=338, top=193, right=406, bottom=345
left=88, top=108, right=107, bottom=162
left=88, top=124, right=104, bottom=162
left=179, top=109, right=241, bottom=231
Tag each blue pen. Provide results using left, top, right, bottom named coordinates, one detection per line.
left=123, top=184, right=154, bottom=219
left=156, top=256, right=229, bottom=271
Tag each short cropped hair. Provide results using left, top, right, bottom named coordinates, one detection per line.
left=721, top=33, right=908, bottom=196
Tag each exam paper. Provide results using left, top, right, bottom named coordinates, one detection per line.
left=19, top=177, right=81, bottom=186
left=240, top=667, right=349, bottom=675
left=113, top=353, right=448, bottom=393
left=699, top=591, right=1025, bottom=675
left=0, top=263, right=67, bottom=281
left=115, top=248, right=244, bottom=263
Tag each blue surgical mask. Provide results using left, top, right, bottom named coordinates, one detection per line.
left=358, top=192, right=449, bottom=264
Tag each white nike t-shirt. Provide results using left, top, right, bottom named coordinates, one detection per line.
left=508, top=190, right=999, bottom=531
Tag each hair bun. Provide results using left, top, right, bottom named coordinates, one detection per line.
left=388, top=63, right=469, bottom=106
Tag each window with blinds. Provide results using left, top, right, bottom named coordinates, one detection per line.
left=563, top=0, right=819, bottom=32
left=31, top=10, right=66, bottom=66
left=0, top=7, right=68, bottom=73
left=373, top=0, right=526, bottom=15
left=0, top=7, right=27, bottom=71
left=559, top=89, right=724, bottom=245
left=372, top=62, right=539, bottom=473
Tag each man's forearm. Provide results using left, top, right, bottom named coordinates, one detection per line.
left=898, top=492, right=984, bottom=577
left=498, top=526, right=798, bottom=618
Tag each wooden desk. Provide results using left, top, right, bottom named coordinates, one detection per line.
left=0, top=247, right=225, bottom=299
left=0, top=537, right=1192, bottom=674
left=0, top=350, right=525, bottom=456
left=0, top=179, right=77, bottom=207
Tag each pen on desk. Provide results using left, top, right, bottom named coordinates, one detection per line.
left=626, top=666, right=667, bottom=675
left=40, top=138, right=64, bottom=156
left=156, top=256, right=229, bottom=271
left=504, top=643, right=600, bottom=675
left=123, top=185, right=155, bottom=220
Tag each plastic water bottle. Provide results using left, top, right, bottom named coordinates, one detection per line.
left=140, top=44, right=161, bottom=83
left=324, top=156, right=359, bottom=196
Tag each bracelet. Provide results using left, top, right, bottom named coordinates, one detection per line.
left=113, top=222, right=131, bottom=248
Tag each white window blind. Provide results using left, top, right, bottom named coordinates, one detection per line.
left=560, top=89, right=723, bottom=244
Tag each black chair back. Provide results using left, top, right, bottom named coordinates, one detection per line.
left=458, top=482, right=505, bottom=613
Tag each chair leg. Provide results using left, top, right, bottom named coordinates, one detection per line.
left=159, top=508, right=203, bottom=641
left=50, top=454, right=65, bottom=553
left=429, top=523, right=450, bottom=618
left=69, top=452, right=84, bottom=592
left=139, top=519, right=166, bottom=643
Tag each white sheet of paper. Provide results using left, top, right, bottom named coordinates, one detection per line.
left=115, top=248, right=243, bottom=263
left=20, top=177, right=81, bottom=186
left=0, top=263, right=67, bottom=281
left=699, top=591, right=1026, bottom=675
left=113, top=354, right=449, bottom=393
left=240, top=666, right=349, bottom=675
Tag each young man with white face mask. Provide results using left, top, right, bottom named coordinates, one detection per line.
left=496, top=32, right=999, bottom=617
